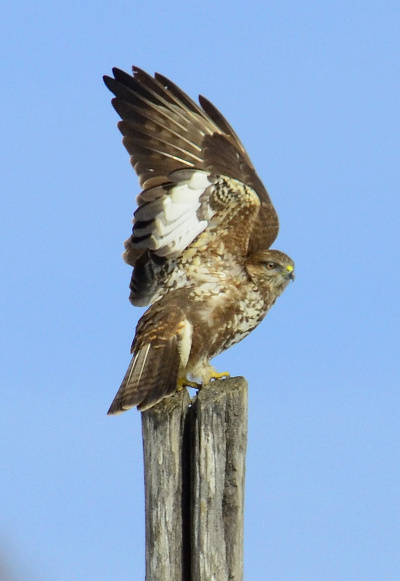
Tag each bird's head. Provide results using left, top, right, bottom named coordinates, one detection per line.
left=245, top=249, right=295, bottom=296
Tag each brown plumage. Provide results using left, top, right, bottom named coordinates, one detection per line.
left=104, top=66, right=294, bottom=413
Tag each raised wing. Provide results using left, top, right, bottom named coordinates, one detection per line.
left=104, top=67, right=280, bottom=304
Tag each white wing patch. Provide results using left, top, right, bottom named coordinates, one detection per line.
left=177, top=318, right=193, bottom=369
left=132, top=170, right=214, bottom=259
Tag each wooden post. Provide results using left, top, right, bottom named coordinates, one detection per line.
left=141, top=376, right=248, bottom=581
left=191, top=377, right=248, bottom=581
left=141, top=388, right=192, bottom=580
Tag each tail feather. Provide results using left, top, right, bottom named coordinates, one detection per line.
left=107, top=337, right=180, bottom=414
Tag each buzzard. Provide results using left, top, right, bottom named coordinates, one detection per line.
left=104, top=67, right=294, bottom=413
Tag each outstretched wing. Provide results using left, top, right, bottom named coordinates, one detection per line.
left=104, top=67, right=279, bottom=304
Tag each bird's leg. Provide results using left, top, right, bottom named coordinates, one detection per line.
left=177, top=377, right=201, bottom=391
left=177, top=365, right=230, bottom=394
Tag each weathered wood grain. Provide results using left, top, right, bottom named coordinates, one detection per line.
left=141, top=376, right=248, bottom=581
left=191, top=377, right=248, bottom=581
left=141, top=387, right=192, bottom=581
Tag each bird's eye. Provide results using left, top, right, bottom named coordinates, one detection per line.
left=265, top=262, right=276, bottom=270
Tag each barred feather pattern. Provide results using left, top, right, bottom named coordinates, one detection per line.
left=104, top=67, right=294, bottom=413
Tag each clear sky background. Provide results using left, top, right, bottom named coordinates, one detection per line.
left=1, top=1, right=400, bottom=579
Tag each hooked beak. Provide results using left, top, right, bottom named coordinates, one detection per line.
left=286, top=264, right=295, bottom=281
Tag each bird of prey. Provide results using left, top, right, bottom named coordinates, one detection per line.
left=103, top=66, right=294, bottom=414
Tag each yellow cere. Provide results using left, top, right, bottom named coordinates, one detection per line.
left=286, top=265, right=294, bottom=272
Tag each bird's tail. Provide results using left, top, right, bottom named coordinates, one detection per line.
left=107, top=337, right=180, bottom=414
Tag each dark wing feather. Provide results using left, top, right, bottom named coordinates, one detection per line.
left=103, top=66, right=279, bottom=249
left=104, top=67, right=212, bottom=189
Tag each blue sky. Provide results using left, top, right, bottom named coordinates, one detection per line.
left=1, top=1, right=400, bottom=579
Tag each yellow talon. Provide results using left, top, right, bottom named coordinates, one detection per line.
left=210, top=371, right=230, bottom=380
